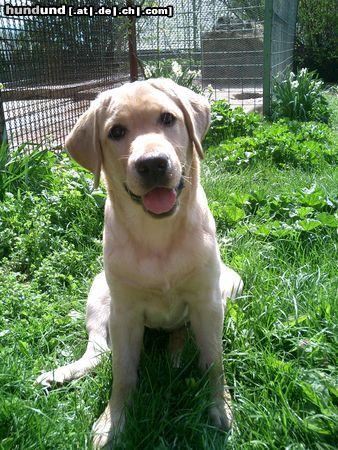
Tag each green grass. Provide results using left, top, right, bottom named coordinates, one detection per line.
left=0, top=96, right=337, bottom=449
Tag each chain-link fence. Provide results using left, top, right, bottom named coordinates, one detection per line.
left=0, top=0, right=298, bottom=150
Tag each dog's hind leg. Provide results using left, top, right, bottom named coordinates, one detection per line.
left=36, top=272, right=111, bottom=387
left=220, top=263, right=243, bottom=305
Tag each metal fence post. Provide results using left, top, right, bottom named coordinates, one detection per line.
left=192, top=0, right=198, bottom=67
left=127, top=0, right=138, bottom=81
left=263, top=0, right=273, bottom=117
left=0, top=99, right=7, bottom=145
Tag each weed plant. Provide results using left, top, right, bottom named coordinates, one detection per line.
left=0, top=96, right=337, bottom=449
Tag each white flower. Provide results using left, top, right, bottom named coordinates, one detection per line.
left=171, top=61, right=183, bottom=77
left=187, top=68, right=198, bottom=75
left=144, top=66, right=152, bottom=78
left=291, top=80, right=299, bottom=88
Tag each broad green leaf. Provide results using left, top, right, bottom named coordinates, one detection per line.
left=271, top=228, right=294, bottom=238
left=223, top=205, right=245, bottom=223
left=316, top=212, right=338, bottom=228
left=299, top=187, right=326, bottom=207
left=298, top=219, right=322, bottom=231
left=266, top=354, right=292, bottom=372
left=230, top=192, right=251, bottom=206
left=295, top=206, right=314, bottom=218
left=254, top=224, right=271, bottom=236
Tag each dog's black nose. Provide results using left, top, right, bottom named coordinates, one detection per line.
left=135, top=153, right=170, bottom=185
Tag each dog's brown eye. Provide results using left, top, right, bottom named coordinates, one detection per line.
left=160, top=112, right=176, bottom=126
left=109, top=125, right=127, bottom=140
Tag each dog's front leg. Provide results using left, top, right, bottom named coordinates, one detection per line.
left=92, top=301, right=144, bottom=449
left=190, top=294, right=233, bottom=430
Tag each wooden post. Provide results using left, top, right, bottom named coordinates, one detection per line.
left=127, top=0, right=138, bottom=82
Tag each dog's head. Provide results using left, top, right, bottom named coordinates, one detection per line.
left=66, top=78, right=210, bottom=218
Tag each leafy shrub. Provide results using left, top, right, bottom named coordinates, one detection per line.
left=207, top=120, right=336, bottom=169
left=204, top=100, right=262, bottom=147
left=294, top=0, right=338, bottom=82
left=272, top=69, right=331, bottom=123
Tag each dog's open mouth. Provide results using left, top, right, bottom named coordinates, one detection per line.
left=124, top=178, right=184, bottom=218
left=143, top=187, right=177, bottom=215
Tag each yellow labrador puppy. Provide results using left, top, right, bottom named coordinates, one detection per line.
left=36, top=78, right=243, bottom=448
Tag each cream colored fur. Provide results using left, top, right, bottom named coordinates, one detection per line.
left=36, top=78, right=243, bottom=449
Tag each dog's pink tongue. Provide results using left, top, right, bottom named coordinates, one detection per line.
left=143, top=188, right=176, bottom=214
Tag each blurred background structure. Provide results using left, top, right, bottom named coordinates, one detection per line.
left=0, top=0, right=299, bottom=150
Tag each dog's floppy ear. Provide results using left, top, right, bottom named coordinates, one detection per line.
left=147, top=78, right=211, bottom=159
left=65, top=99, right=102, bottom=189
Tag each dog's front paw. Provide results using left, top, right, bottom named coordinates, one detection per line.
left=92, top=405, right=125, bottom=449
left=35, top=368, right=67, bottom=387
left=209, top=390, right=233, bottom=430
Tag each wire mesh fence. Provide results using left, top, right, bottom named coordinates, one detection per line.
left=0, top=1, right=130, bottom=150
left=263, top=0, right=298, bottom=115
left=137, top=0, right=265, bottom=111
left=0, top=0, right=298, bottom=151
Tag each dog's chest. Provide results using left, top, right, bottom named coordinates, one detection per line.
left=105, top=243, right=215, bottom=330
left=106, top=250, right=195, bottom=329
left=142, top=288, right=189, bottom=330
left=105, top=227, right=212, bottom=292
